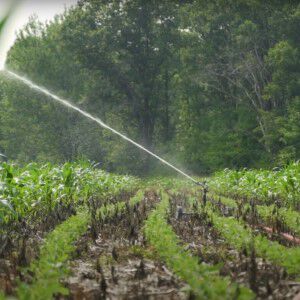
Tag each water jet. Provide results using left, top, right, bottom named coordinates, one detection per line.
left=5, top=68, right=201, bottom=185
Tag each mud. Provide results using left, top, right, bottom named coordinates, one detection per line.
left=169, top=192, right=300, bottom=300
left=0, top=190, right=133, bottom=297
left=60, top=190, right=188, bottom=300
left=209, top=195, right=300, bottom=247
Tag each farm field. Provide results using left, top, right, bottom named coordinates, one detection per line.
left=1, top=162, right=299, bottom=300
left=0, top=1, right=300, bottom=300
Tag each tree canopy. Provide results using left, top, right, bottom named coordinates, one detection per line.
left=0, top=0, right=299, bottom=174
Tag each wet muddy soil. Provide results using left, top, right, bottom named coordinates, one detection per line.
left=61, top=190, right=188, bottom=300
left=209, top=195, right=300, bottom=247
left=0, top=191, right=134, bottom=297
left=168, top=192, right=300, bottom=300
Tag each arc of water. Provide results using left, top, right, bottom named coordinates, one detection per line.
left=5, top=69, right=199, bottom=184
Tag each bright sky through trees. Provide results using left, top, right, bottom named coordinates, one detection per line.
left=0, top=0, right=78, bottom=69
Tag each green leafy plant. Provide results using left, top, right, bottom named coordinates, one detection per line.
left=210, top=162, right=300, bottom=208
left=144, top=192, right=253, bottom=300
left=17, top=210, right=90, bottom=300
left=209, top=193, right=300, bottom=235
left=188, top=197, right=300, bottom=276
left=0, top=161, right=138, bottom=227
left=0, top=16, right=8, bottom=33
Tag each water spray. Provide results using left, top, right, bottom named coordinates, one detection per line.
left=5, top=68, right=204, bottom=187
left=0, top=153, right=8, bottom=161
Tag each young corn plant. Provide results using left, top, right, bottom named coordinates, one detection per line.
left=210, top=162, right=300, bottom=209
left=0, top=161, right=138, bottom=229
left=188, top=197, right=300, bottom=276
left=144, top=191, right=254, bottom=300
left=90, top=190, right=144, bottom=237
left=210, top=193, right=300, bottom=236
left=16, top=210, right=90, bottom=300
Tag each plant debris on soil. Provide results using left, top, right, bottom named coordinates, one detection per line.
left=168, top=192, right=300, bottom=300
left=60, top=191, right=188, bottom=300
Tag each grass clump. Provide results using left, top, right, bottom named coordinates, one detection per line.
left=17, top=211, right=89, bottom=300
left=210, top=193, right=300, bottom=238
left=144, top=192, right=254, bottom=300
left=191, top=197, right=300, bottom=276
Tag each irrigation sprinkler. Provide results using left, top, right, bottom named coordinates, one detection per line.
left=202, top=181, right=208, bottom=207
left=5, top=68, right=208, bottom=192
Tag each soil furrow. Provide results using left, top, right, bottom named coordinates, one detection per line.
left=61, top=190, right=188, bottom=300
left=168, top=191, right=300, bottom=300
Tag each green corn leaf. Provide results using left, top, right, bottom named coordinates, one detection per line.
left=0, top=0, right=18, bottom=36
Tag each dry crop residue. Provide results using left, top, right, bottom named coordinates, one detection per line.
left=60, top=190, right=188, bottom=299
left=168, top=191, right=300, bottom=300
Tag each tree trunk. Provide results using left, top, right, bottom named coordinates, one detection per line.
left=139, top=92, right=154, bottom=171
left=163, top=68, right=171, bottom=141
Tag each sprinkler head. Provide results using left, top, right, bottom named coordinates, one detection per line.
left=176, top=206, right=183, bottom=220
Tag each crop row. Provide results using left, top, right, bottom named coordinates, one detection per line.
left=12, top=190, right=144, bottom=300
left=0, top=161, right=138, bottom=226
left=17, top=210, right=90, bottom=300
left=209, top=162, right=300, bottom=208
left=210, top=193, right=300, bottom=236
left=144, top=191, right=254, bottom=300
left=96, top=190, right=144, bottom=222
left=187, top=196, right=300, bottom=276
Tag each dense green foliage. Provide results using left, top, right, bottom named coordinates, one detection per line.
left=0, top=1, right=299, bottom=174
left=0, top=161, right=138, bottom=226
left=210, top=162, right=300, bottom=208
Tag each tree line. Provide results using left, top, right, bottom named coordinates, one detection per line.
left=0, top=0, right=299, bottom=175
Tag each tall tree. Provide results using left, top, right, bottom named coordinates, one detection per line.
left=0, top=0, right=299, bottom=173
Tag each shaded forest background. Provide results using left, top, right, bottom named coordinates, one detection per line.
left=0, top=0, right=299, bottom=175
